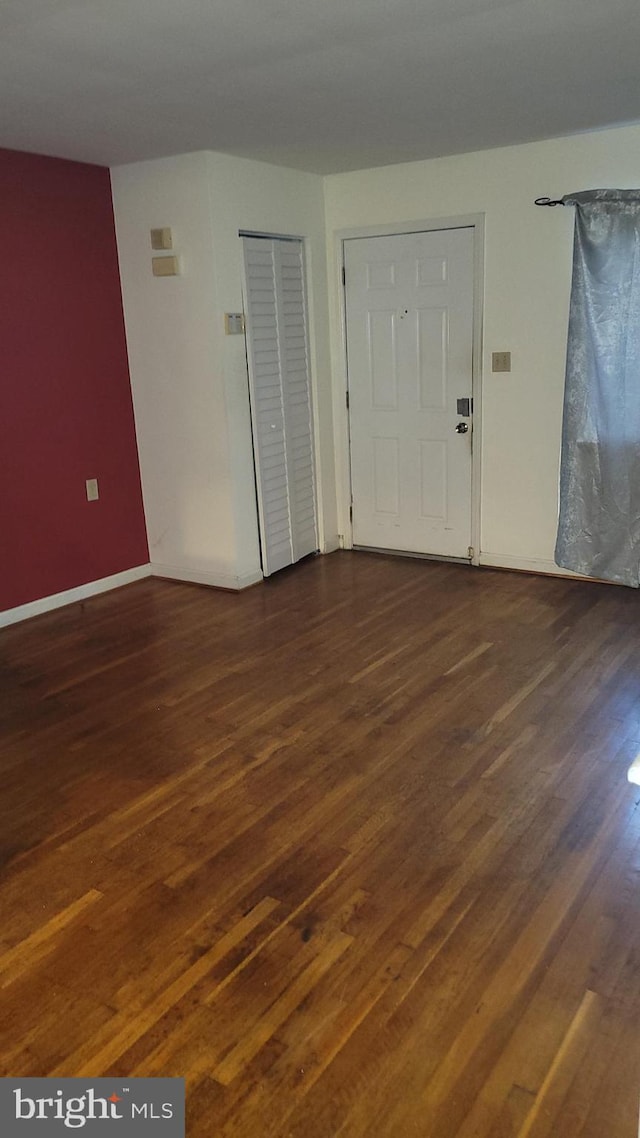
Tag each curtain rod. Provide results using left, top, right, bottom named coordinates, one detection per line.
left=535, top=197, right=566, bottom=207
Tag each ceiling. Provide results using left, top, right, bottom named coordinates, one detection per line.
left=2, top=0, right=640, bottom=175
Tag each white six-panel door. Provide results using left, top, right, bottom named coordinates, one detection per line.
left=345, top=228, right=474, bottom=559
left=243, top=235, right=318, bottom=576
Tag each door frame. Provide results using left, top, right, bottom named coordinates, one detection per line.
left=335, top=215, right=484, bottom=565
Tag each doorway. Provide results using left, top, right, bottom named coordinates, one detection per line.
left=344, top=226, right=477, bottom=560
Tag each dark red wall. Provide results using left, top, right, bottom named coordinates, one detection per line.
left=0, top=148, right=149, bottom=612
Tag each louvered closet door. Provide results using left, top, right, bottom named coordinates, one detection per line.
left=243, top=236, right=318, bottom=576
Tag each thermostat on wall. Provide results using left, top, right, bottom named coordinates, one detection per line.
left=152, top=255, right=180, bottom=277
left=150, top=227, right=173, bottom=250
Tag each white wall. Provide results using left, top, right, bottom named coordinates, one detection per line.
left=324, top=123, right=640, bottom=573
left=112, top=124, right=640, bottom=588
left=111, top=152, right=239, bottom=587
left=111, top=149, right=335, bottom=590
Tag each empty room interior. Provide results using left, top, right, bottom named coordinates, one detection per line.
left=3, top=2, right=640, bottom=1134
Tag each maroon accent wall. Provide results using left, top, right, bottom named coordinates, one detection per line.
left=0, top=148, right=149, bottom=612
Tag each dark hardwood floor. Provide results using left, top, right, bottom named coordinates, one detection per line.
left=2, top=550, right=640, bottom=1136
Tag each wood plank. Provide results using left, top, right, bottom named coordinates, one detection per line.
left=2, top=552, right=640, bottom=1135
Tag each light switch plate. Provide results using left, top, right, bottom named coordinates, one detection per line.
left=225, top=313, right=245, bottom=335
left=492, top=351, right=511, bottom=373
left=86, top=478, right=99, bottom=502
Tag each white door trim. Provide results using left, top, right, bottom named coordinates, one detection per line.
left=334, top=214, right=484, bottom=565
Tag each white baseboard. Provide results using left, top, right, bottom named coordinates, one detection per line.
left=151, top=562, right=263, bottom=591
left=0, top=564, right=153, bottom=629
left=0, top=549, right=596, bottom=632
left=479, top=552, right=588, bottom=579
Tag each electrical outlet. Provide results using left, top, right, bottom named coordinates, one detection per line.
left=86, top=478, right=99, bottom=502
left=492, top=351, right=511, bottom=373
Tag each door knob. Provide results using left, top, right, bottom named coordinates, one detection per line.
left=455, top=422, right=469, bottom=434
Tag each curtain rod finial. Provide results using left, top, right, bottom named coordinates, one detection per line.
left=535, top=196, right=565, bottom=207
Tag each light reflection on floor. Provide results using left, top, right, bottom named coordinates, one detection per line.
left=627, top=756, right=640, bottom=785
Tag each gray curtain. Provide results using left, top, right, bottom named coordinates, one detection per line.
left=555, top=188, right=640, bottom=587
